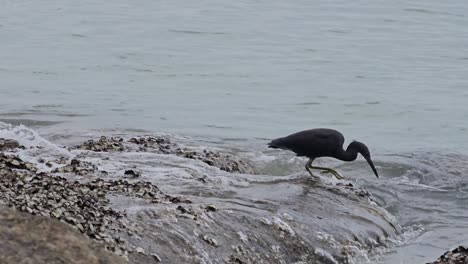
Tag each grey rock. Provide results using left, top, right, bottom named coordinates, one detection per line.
left=124, top=169, right=141, bottom=178
left=0, top=205, right=126, bottom=264
left=129, top=136, right=256, bottom=174
left=0, top=153, right=36, bottom=171
left=135, top=247, right=145, bottom=254
left=0, top=153, right=188, bottom=260
left=74, top=136, right=126, bottom=152
left=52, top=158, right=98, bottom=176
left=0, top=138, right=22, bottom=151
left=427, top=246, right=468, bottom=264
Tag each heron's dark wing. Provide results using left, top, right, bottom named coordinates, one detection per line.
left=269, top=128, right=345, bottom=157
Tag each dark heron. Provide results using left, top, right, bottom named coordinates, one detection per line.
left=268, top=128, right=379, bottom=179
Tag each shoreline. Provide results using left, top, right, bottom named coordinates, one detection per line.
left=1, top=135, right=399, bottom=263
left=427, top=246, right=468, bottom=264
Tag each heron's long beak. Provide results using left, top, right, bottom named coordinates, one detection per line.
left=364, top=156, right=379, bottom=178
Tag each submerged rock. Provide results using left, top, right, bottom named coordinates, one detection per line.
left=428, top=246, right=468, bottom=264
left=73, top=135, right=256, bottom=174
left=0, top=205, right=126, bottom=264
left=75, top=136, right=126, bottom=152
left=0, top=138, right=22, bottom=151
left=129, top=136, right=256, bottom=174
left=124, top=169, right=141, bottom=178
left=128, top=177, right=400, bottom=264
left=129, top=136, right=175, bottom=153
left=52, top=158, right=99, bottom=175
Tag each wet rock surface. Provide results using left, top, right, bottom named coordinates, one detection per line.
left=75, top=136, right=126, bottom=152
left=124, top=169, right=141, bottom=178
left=0, top=138, right=22, bottom=151
left=0, top=153, right=36, bottom=171
left=52, top=158, right=99, bottom=176
left=150, top=181, right=397, bottom=263
left=128, top=136, right=175, bottom=153
left=428, top=246, right=468, bottom=264
left=129, top=136, right=255, bottom=173
left=1, top=133, right=400, bottom=264
left=74, top=135, right=256, bottom=174
left=0, top=205, right=126, bottom=264
left=0, top=151, right=188, bottom=261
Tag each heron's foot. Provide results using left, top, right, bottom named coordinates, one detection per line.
left=320, top=168, right=344, bottom=179
left=310, top=166, right=345, bottom=180
left=327, top=169, right=345, bottom=180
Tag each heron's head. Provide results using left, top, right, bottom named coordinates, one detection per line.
left=349, top=141, right=379, bottom=178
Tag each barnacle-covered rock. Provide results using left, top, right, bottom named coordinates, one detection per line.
left=129, top=136, right=256, bottom=174
left=0, top=154, right=187, bottom=259
left=0, top=205, right=126, bottom=264
left=0, top=153, right=36, bottom=171
left=74, top=136, right=126, bottom=152
left=52, top=158, right=98, bottom=176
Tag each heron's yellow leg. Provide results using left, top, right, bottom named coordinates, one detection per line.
left=309, top=166, right=345, bottom=180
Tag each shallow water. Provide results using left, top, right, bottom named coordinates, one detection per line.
left=1, top=0, right=468, bottom=263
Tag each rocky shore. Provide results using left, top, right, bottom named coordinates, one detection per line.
left=428, top=246, right=468, bottom=264
left=74, top=136, right=256, bottom=174
left=0, top=204, right=126, bottom=264
left=0, top=148, right=174, bottom=260
left=0, top=135, right=400, bottom=263
left=0, top=136, right=259, bottom=262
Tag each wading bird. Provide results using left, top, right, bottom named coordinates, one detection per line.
left=268, top=128, right=379, bottom=179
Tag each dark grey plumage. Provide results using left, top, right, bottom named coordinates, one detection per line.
left=268, top=128, right=379, bottom=179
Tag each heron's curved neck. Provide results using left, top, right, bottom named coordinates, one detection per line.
left=335, top=144, right=359, bottom=162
